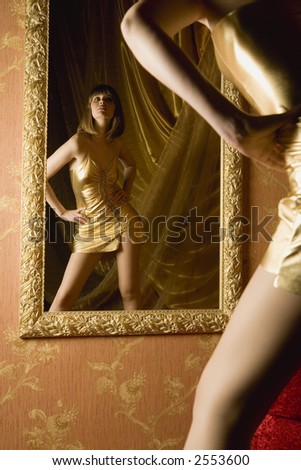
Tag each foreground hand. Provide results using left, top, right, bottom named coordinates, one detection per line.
left=60, top=208, right=90, bottom=224
left=234, top=105, right=301, bottom=171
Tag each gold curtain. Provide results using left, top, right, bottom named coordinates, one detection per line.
left=45, top=0, right=221, bottom=311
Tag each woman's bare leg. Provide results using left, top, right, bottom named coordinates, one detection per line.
left=116, top=232, right=142, bottom=310
left=184, top=265, right=301, bottom=449
left=49, top=252, right=102, bottom=311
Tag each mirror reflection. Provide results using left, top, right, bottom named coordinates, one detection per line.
left=44, top=0, right=220, bottom=312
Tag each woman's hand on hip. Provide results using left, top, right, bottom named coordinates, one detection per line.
left=234, top=105, right=301, bottom=171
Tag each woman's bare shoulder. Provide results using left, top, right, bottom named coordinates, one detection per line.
left=69, top=132, right=91, bottom=152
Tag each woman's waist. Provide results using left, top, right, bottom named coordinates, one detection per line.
left=76, top=203, right=122, bottom=220
left=76, top=199, right=136, bottom=220
left=75, top=185, right=123, bottom=211
left=279, top=118, right=301, bottom=195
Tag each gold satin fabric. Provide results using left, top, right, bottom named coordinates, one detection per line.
left=70, top=152, right=139, bottom=253
left=212, top=0, right=301, bottom=295
left=45, top=0, right=220, bottom=310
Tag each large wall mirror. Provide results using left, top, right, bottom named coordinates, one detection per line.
left=19, top=0, right=243, bottom=338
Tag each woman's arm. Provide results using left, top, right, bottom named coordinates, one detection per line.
left=46, top=135, right=89, bottom=224
left=121, top=0, right=247, bottom=142
left=121, top=0, right=301, bottom=169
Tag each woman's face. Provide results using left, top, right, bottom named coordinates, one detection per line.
left=90, top=93, right=116, bottom=122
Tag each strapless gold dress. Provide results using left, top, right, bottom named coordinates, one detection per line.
left=69, top=152, right=140, bottom=253
left=212, top=0, right=301, bottom=295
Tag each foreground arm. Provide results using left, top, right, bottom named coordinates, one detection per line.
left=121, top=0, right=301, bottom=169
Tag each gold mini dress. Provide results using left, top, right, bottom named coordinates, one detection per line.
left=69, top=152, right=140, bottom=254
left=212, top=0, right=301, bottom=295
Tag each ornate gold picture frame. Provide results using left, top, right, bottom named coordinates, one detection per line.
left=19, top=0, right=243, bottom=338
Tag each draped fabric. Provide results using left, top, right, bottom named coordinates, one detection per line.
left=45, top=0, right=221, bottom=311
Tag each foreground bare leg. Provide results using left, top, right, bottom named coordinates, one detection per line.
left=49, top=252, right=102, bottom=311
left=116, top=231, right=142, bottom=310
left=184, top=265, right=301, bottom=449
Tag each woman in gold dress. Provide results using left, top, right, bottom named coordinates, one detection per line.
left=46, top=84, right=142, bottom=312
left=121, top=0, right=301, bottom=449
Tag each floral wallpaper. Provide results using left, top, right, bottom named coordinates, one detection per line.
left=0, top=0, right=296, bottom=451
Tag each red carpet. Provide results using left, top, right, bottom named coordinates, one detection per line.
left=251, top=369, right=301, bottom=449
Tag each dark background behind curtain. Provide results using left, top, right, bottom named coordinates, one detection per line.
left=45, top=0, right=221, bottom=311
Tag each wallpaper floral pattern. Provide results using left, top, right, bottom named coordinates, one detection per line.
left=0, top=0, right=296, bottom=451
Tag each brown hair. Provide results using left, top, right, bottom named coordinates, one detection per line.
left=77, top=84, right=125, bottom=141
